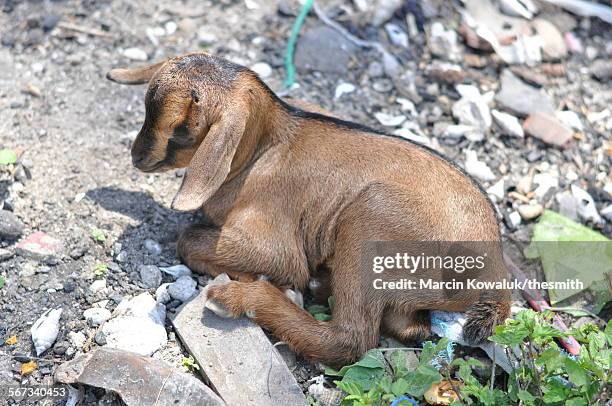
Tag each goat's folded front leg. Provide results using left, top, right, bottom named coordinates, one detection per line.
left=176, top=223, right=309, bottom=289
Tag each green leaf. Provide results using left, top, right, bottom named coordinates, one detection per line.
left=341, top=367, right=387, bottom=392
left=0, top=149, right=17, bottom=165
left=564, top=358, right=588, bottom=386
left=489, top=323, right=529, bottom=346
left=517, top=390, right=536, bottom=403
left=536, top=348, right=565, bottom=371
left=390, top=378, right=409, bottom=397
left=604, top=320, right=612, bottom=345
left=313, top=313, right=332, bottom=321
left=404, top=364, right=442, bottom=397
left=0, top=275, right=4, bottom=289
left=542, top=381, right=567, bottom=403
left=91, top=228, right=106, bottom=243
left=565, top=398, right=588, bottom=406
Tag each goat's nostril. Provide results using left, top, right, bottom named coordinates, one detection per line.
left=132, top=155, right=145, bottom=166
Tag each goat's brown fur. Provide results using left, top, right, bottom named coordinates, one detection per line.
left=107, top=53, right=510, bottom=367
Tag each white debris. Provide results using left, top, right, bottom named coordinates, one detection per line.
left=101, top=293, right=167, bottom=356
left=396, top=98, right=418, bottom=116
left=334, top=82, right=356, bottom=99
left=122, top=47, right=148, bottom=61
left=164, top=21, right=177, bottom=36
left=155, top=283, right=172, bottom=304
left=571, top=185, right=602, bottom=223
left=197, top=29, right=218, bottom=46
left=492, top=109, right=524, bottom=138
left=89, top=279, right=107, bottom=294
left=509, top=211, right=522, bottom=227
left=393, top=128, right=432, bottom=146
left=429, top=22, right=461, bottom=61
left=487, top=179, right=505, bottom=202
left=31, top=308, right=62, bottom=356
left=384, top=23, right=409, bottom=48
left=167, top=275, right=198, bottom=302
left=533, top=172, right=559, bottom=198
left=443, top=124, right=484, bottom=142
left=84, top=308, right=112, bottom=326
left=68, top=331, right=86, bottom=349
left=555, top=110, right=583, bottom=131
left=464, top=150, right=496, bottom=181
left=375, top=112, right=406, bottom=127
left=160, top=264, right=193, bottom=280
left=452, top=85, right=493, bottom=132
left=250, top=62, right=272, bottom=78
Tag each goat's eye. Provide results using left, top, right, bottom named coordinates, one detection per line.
left=173, top=124, right=189, bottom=138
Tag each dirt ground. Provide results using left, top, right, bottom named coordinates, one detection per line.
left=0, top=0, right=610, bottom=405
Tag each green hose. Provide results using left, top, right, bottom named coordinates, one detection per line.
left=283, top=0, right=314, bottom=88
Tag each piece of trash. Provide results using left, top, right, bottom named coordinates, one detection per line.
left=5, top=335, right=17, bottom=345
left=424, top=380, right=462, bottom=405
left=0, top=148, right=18, bottom=165
left=308, top=375, right=344, bottom=406
left=452, top=84, right=493, bottom=132
left=54, top=348, right=225, bottom=406
left=492, top=109, right=524, bottom=138
left=571, top=185, right=602, bottom=224
left=31, top=308, right=62, bottom=356
left=464, top=150, right=496, bottom=181
left=523, top=112, right=573, bottom=147
left=20, top=361, right=38, bottom=376
left=524, top=210, right=611, bottom=312
left=375, top=112, right=406, bottom=127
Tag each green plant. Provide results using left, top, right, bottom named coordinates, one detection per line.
left=92, top=263, right=108, bottom=279
left=181, top=355, right=200, bottom=373
left=331, top=310, right=611, bottom=406
left=327, top=339, right=451, bottom=405
left=90, top=227, right=106, bottom=243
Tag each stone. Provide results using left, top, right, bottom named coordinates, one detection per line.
left=122, top=47, right=148, bottom=61
left=487, top=179, right=505, bottom=202
left=532, top=19, right=567, bottom=60
left=334, top=82, right=356, bottom=99
left=16, top=232, right=62, bottom=262
left=555, top=110, right=583, bottom=131
left=0, top=210, right=24, bottom=239
left=171, top=290, right=308, bottom=406
left=464, top=150, right=496, bottom=182
left=197, top=29, right=217, bottom=46
left=492, top=110, right=524, bottom=138
left=495, top=70, right=555, bottom=117
left=518, top=204, right=543, bottom=220
left=250, top=62, right=272, bottom=78
left=31, top=308, right=62, bottom=356
left=452, top=85, right=492, bottom=132
left=295, top=26, right=356, bottom=74
left=160, top=264, right=192, bottom=280
left=89, top=279, right=107, bottom=294
left=590, top=59, right=612, bottom=82
left=84, top=308, right=112, bottom=326
left=68, top=331, right=86, bottom=349
left=509, top=211, right=522, bottom=227
left=155, top=283, right=172, bottom=304
left=429, top=22, right=461, bottom=61
left=167, top=276, right=197, bottom=302
left=523, top=113, right=573, bottom=147
left=143, top=239, right=161, bottom=255
left=138, top=265, right=162, bottom=289
left=55, top=348, right=224, bottom=406
left=385, top=23, right=409, bottom=48
left=101, top=293, right=167, bottom=356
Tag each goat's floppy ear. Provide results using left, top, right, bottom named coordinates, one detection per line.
left=106, top=60, right=166, bottom=85
left=171, top=102, right=249, bottom=211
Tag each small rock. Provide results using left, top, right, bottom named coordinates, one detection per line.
left=385, top=23, right=408, bottom=48
left=590, top=59, right=612, bottom=81
left=487, top=179, right=505, bottom=202
left=571, top=185, right=602, bottom=224
left=139, top=265, right=162, bottom=289
left=533, top=172, right=558, bottom=198
left=197, top=29, right=217, bottom=46
left=532, top=19, right=567, bottom=60
left=155, top=283, right=172, bottom=304
left=523, top=113, right=573, bottom=147
left=556, top=191, right=578, bottom=220
left=464, top=150, right=495, bottom=181
left=167, top=276, right=197, bottom=302
left=372, top=79, right=393, bottom=92
left=89, top=279, right=107, bottom=294
left=160, top=264, right=192, bottom=280
left=452, top=85, right=492, bottom=132
left=295, top=26, right=356, bottom=74
left=334, top=82, right=356, bottom=99
left=68, top=331, right=86, bottom=349
left=367, top=61, right=384, bottom=78
left=555, top=110, right=583, bottom=131
left=53, top=341, right=69, bottom=355
left=250, top=62, right=272, bottom=78
left=164, top=21, right=177, bottom=35
left=564, top=32, right=583, bottom=54
left=442, top=124, right=483, bottom=142
left=375, top=112, right=406, bottom=127
left=41, top=14, right=61, bottom=32
left=144, top=239, right=161, bottom=255
left=492, top=110, right=524, bottom=138
left=123, top=47, right=148, bottom=61
left=518, top=204, right=544, bottom=221
left=370, top=0, right=403, bottom=26
left=16, top=232, right=62, bottom=262
left=509, top=211, right=522, bottom=227
left=601, top=205, right=612, bottom=222
left=31, top=308, right=62, bottom=356
left=0, top=210, right=24, bottom=239
left=0, top=248, right=13, bottom=261
left=429, top=22, right=460, bottom=61
left=84, top=308, right=112, bottom=326
left=495, top=70, right=555, bottom=117
left=517, top=173, right=533, bottom=195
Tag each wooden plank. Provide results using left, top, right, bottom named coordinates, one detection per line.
left=171, top=287, right=308, bottom=406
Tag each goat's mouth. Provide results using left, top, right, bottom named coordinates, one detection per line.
left=136, top=160, right=166, bottom=173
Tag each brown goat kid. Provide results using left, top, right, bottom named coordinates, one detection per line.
left=107, top=53, right=510, bottom=367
